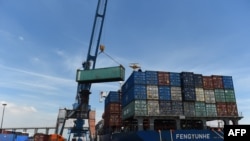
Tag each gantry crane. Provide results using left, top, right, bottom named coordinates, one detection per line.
left=55, top=0, right=124, bottom=141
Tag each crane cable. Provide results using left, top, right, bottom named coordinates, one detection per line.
left=98, top=45, right=122, bottom=66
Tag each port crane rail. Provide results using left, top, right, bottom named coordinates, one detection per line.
left=54, top=0, right=118, bottom=140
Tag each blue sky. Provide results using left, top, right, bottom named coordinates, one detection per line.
left=0, top=0, right=250, bottom=138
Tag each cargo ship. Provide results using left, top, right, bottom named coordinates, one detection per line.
left=95, top=69, right=243, bottom=141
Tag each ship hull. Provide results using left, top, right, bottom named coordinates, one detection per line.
left=99, top=129, right=224, bottom=141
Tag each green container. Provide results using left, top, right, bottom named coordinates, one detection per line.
left=122, top=100, right=147, bottom=120
left=76, top=65, right=125, bottom=83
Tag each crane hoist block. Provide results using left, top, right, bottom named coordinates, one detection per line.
left=76, top=65, right=125, bottom=83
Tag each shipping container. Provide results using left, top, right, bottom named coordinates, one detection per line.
left=212, top=75, right=223, bottom=89
left=49, top=134, right=65, bottom=141
left=172, top=101, right=183, bottom=115
left=182, top=86, right=196, bottom=101
left=222, top=76, right=234, bottom=89
left=169, top=72, right=181, bottom=86
left=206, top=103, right=217, bottom=117
left=146, top=85, right=159, bottom=100
left=34, top=133, right=50, bottom=141
left=76, top=65, right=125, bottom=83
left=147, top=100, right=160, bottom=116
left=0, top=134, right=15, bottom=141
left=158, top=71, right=170, bottom=85
left=170, top=86, right=182, bottom=101
left=122, top=84, right=147, bottom=107
left=204, top=89, right=215, bottom=103
left=105, top=103, right=121, bottom=114
left=89, top=110, right=96, bottom=120
left=122, top=100, right=147, bottom=119
left=194, top=74, right=203, bottom=88
left=183, top=101, right=195, bottom=117
left=105, top=91, right=121, bottom=106
left=216, top=102, right=228, bottom=116
left=104, top=113, right=122, bottom=127
left=122, top=71, right=146, bottom=93
left=195, top=88, right=205, bottom=101
left=145, top=71, right=158, bottom=85
left=195, top=102, right=207, bottom=117
left=227, top=102, right=238, bottom=116
left=224, top=89, right=236, bottom=102
left=158, top=86, right=171, bottom=100
left=203, top=76, right=213, bottom=89
left=159, top=100, right=172, bottom=115
left=214, top=89, right=225, bottom=102
left=181, top=72, right=195, bottom=87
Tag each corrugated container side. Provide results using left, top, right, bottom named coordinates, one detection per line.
left=172, top=101, right=183, bottom=115
left=212, top=75, right=223, bottom=89
left=216, top=102, right=228, bottom=116
left=146, top=85, right=159, bottom=100
left=206, top=103, right=217, bottom=117
left=204, top=89, right=215, bottom=103
left=195, top=88, right=205, bottom=101
left=105, top=91, right=120, bottom=106
left=214, top=89, right=226, bottom=102
left=224, top=89, right=236, bottom=102
left=222, top=76, right=234, bottom=89
left=105, top=103, right=121, bottom=114
left=0, top=134, right=15, bottom=141
left=183, top=101, right=195, bottom=117
left=181, top=72, right=195, bottom=87
left=122, top=100, right=147, bottom=119
left=195, top=102, right=207, bottom=117
left=121, top=71, right=146, bottom=93
left=145, top=71, right=158, bottom=85
left=158, top=86, right=171, bottom=100
left=104, top=113, right=122, bottom=127
left=158, top=71, right=170, bottom=85
left=227, top=102, right=238, bottom=116
left=194, top=74, right=203, bottom=88
left=170, top=72, right=181, bottom=86
left=170, top=86, right=182, bottom=101
left=159, top=100, right=172, bottom=115
left=147, top=100, right=160, bottom=116
left=203, top=76, right=214, bottom=89
left=121, top=84, right=147, bottom=107
left=182, top=86, right=196, bottom=101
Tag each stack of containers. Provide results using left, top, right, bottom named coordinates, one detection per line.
left=202, top=76, right=216, bottom=117
left=181, top=72, right=195, bottom=117
left=158, top=71, right=171, bottom=115
left=122, top=71, right=148, bottom=119
left=121, top=70, right=238, bottom=120
left=104, top=91, right=121, bottom=128
left=223, top=76, right=238, bottom=116
left=169, top=72, right=183, bottom=115
left=146, top=71, right=159, bottom=116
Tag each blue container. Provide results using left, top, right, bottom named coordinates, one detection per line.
left=122, top=85, right=147, bottom=107
left=145, top=71, right=158, bottom=85
left=0, top=134, right=15, bottom=141
left=122, top=71, right=146, bottom=93
left=222, top=76, right=234, bottom=89
left=170, top=72, right=181, bottom=86
left=194, top=74, right=203, bottom=88
left=105, top=91, right=120, bottom=106
left=182, top=87, right=196, bottom=101
left=181, top=72, right=195, bottom=87
left=16, top=135, right=29, bottom=141
left=158, top=86, right=171, bottom=100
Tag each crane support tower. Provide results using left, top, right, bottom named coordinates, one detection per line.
left=55, top=0, right=124, bottom=141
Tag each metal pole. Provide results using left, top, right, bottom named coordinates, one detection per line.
left=1, top=103, right=7, bottom=133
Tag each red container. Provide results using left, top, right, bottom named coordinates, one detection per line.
left=105, top=103, right=121, bottom=114
left=216, top=102, right=228, bottom=116
left=212, top=75, right=223, bottom=89
left=104, top=113, right=122, bottom=127
left=203, top=76, right=213, bottom=89
left=226, top=102, right=238, bottom=116
left=158, top=71, right=170, bottom=85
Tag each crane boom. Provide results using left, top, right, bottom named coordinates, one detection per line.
left=55, top=0, right=109, bottom=140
